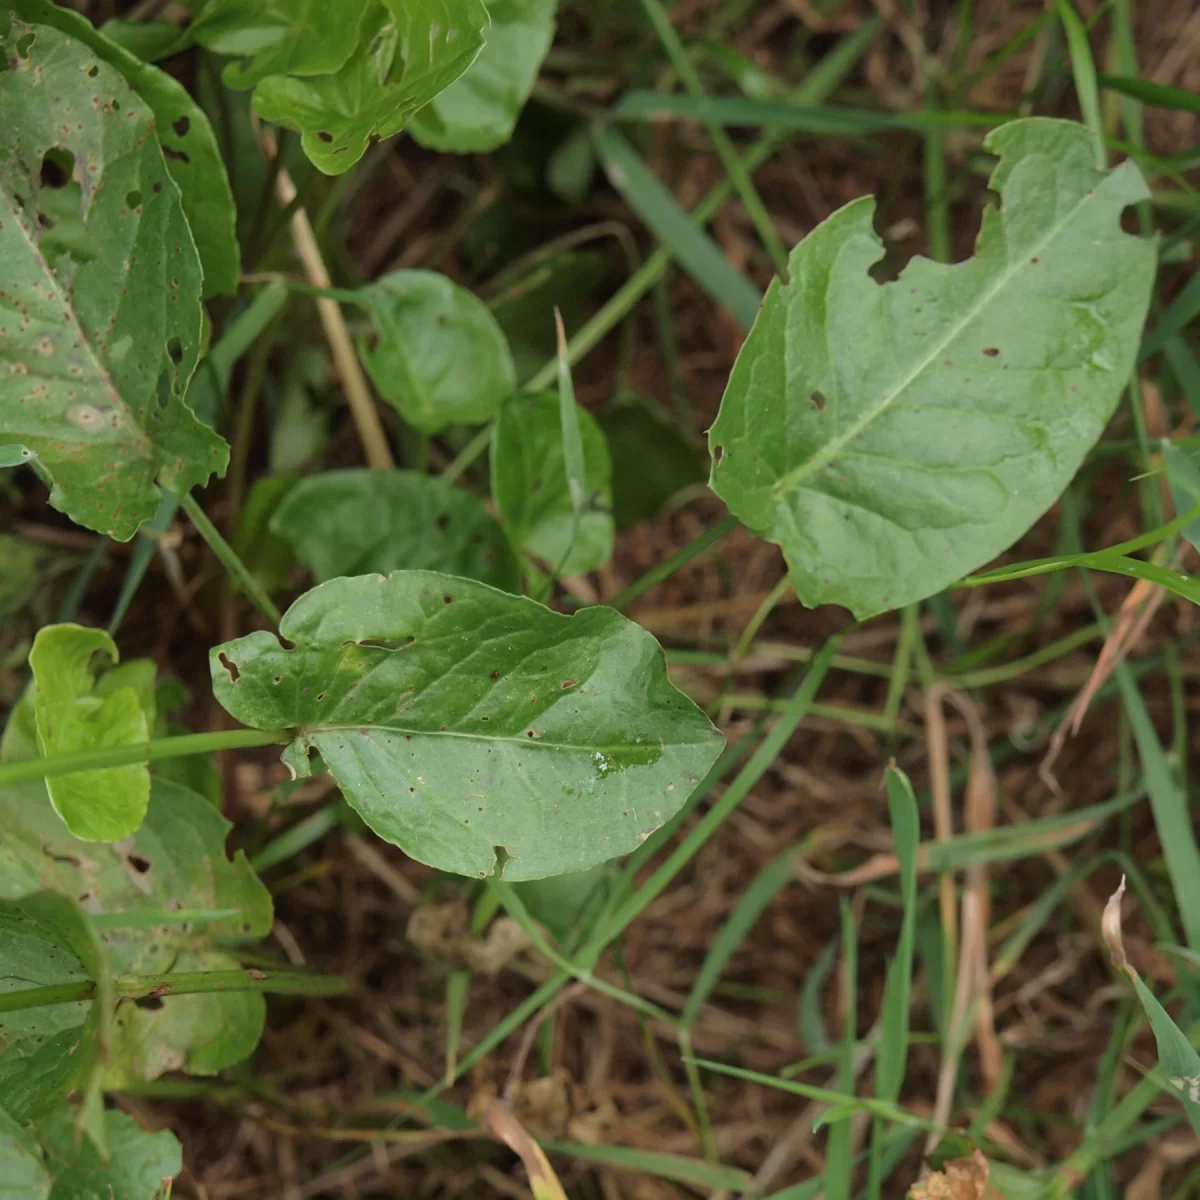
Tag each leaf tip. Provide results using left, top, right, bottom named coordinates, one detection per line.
left=1102, top=873, right=1133, bottom=977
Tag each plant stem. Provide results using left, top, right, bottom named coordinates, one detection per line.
left=0, top=968, right=347, bottom=1014
left=0, top=728, right=289, bottom=788
left=180, top=491, right=283, bottom=628
left=442, top=424, right=494, bottom=485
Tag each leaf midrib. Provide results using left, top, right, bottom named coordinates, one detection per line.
left=769, top=177, right=1108, bottom=500
left=303, top=722, right=704, bottom=757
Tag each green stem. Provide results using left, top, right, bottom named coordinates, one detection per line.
left=0, top=728, right=289, bottom=788
left=441, top=424, right=493, bottom=485
left=116, top=968, right=347, bottom=999
left=0, top=968, right=347, bottom=1014
left=180, top=491, right=283, bottom=627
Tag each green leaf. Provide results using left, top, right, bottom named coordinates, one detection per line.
left=599, top=403, right=704, bottom=530
left=0, top=891, right=111, bottom=1142
left=96, top=17, right=191, bottom=62
left=9, top=0, right=240, bottom=295
left=410, top=0, right=557, bottom=152
left=251, top=1, right=489, bottom=173
left=514, top=863, right=613, bottom=942
left=196, top=0, right=372, bottom=89
left=491, top=392, right=614, bottom=576
left=210, top=571, right=724, bottom=880
left=270, top=469, right=519, bottom=589
left=707, top=117, right=1155, bottom=619
left=0, top=779, right=273, bottom=1085
left=0, top=1105, right=49, bottom=1200
left=1099, top=73, right=1200, bottom=116
left=360, top=270, right=516, bottom=433
left=1128, top=972, right=1200, bottom=1139
left=28, top=625, right=150, bottom=843
left=0, top=20, right=228, bottom=541
left=37, top=1107, right=181, bottom=1199
left=0, top=688, right=39, bottom=766
left=592, top=127, right=762, bottom=330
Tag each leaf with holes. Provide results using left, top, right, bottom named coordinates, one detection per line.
left=250, top=0, right=488, bottom=173
left=0, top=891, right=111, bottom=1149
left=0, top=20, right=228, bottom=541
left=410, top=0, right=557, bottom=152
left=9, top=0, right=240, bottom=295
left=0, top=779, right=273, bottom=1086
left=708, top=118, right=1155, bottom=619
left=29, top=624, right=151, bottom=843
left=492, top=391, right=614, bottom=576
left=210, top=571, right=725, bottom=880
left=271, top=469, right=519, bottom=590
left=35, top=1107, right=182, bottom=1200
left=359, top=270, right=516, bottom=433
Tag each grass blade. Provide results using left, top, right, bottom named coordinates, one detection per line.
left=541, top=1141, right=751, bottom=1191
left=681, top=846, right=799, bottom=1030
left=1140, top=268, right=1200, bottom=361
left=634, top=0, right=787, bottom=273
left=825, top=897, right=856, bottom=1200
left=1056, top=0, right=1106, bottom=168
left=876, top=768, right=920, bottom=1102
left=591, top=127, right=762, bottom=329
left=612, top=93, right=1004, bottom=133
left=1113, top=665, right=1200, bottom=950
left=1099, top=73, right=1200, bottom=115
left=686, top=1059, right=942, bottom=1134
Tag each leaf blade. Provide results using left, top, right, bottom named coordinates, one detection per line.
left=30, top=624, right=150, bottom=843
left=491, top=392, right=614, bottom=576
left=0, top=779, right=273, bottom=1086
left=210, top=571, right=725, bottom=880
left=10, top=0, right=241, bottom=295
left=0, top=19, right=228, bottom=540
left=271, top=468, right=519, bottom=589
left=410, top=0, right=557, bottom=152
left=708, top=118, right=1155, bottom=618
left=360, top=270, right=516, bottom=433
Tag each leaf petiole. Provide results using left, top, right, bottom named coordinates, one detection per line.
left=0, top=967, right=347, bottom=1015
left=0, top=728, right=290, bottom=788
left=180, top=491, right=283, bottom=627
